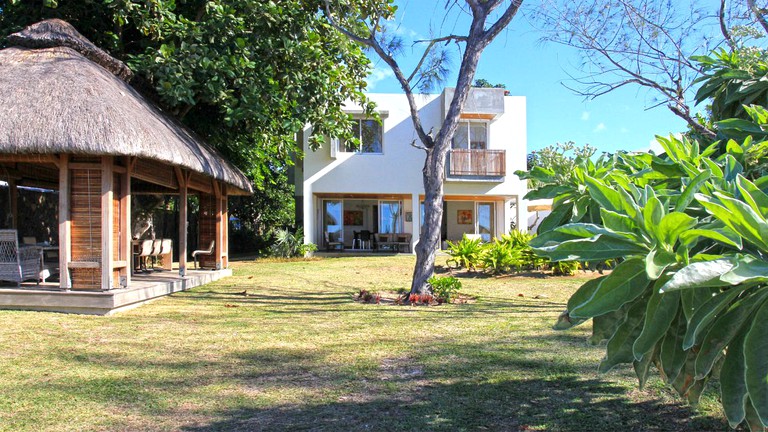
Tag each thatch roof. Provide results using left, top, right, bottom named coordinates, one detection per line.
left=0, top=19, right=253, bottom=194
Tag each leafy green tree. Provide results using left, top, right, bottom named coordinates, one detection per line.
left=473, top=78, right=506, bottom=88
left=0, top=0, right=375, bottom=240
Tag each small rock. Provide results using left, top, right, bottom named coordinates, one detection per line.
left=533, top=294, right=549, bottom=299
left=517, top=293, right=524, bottom=297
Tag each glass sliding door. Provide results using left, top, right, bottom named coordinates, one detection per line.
left=477, top=202, right=494, bottom=242
left=323, top=200, right=343, bottom=245
left=379, top=200, right=402, bottom=233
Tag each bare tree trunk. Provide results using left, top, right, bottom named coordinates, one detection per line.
left=322, top=0, right=524, bottom=295
left=411, top=147, right=445, bottom=293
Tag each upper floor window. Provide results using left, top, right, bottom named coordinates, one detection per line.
left=452, top=121, right=488, bottom=150
left=343, top=119, right=382, bottom=153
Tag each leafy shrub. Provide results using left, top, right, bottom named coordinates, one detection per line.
left=298, top=242, right=318, bottom=257
left=523, top=128, right=768, bottom=428
left=271, top=228, right=314, bottom=258
left=427, top=275, right=462, bottom=303
left=478, top=240, right=519, bottom=274
left=550, top=260, right=581, bottom=276
left=356, top=289, right=380, bottom=304
left=445, top=235, right=483, bottom=271
left=498, top=231, right=547, bottom=270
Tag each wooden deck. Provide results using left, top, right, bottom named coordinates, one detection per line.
left=0, top=267, right=232, bottom=315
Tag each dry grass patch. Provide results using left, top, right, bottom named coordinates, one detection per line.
left=0, top=255, right=728, bottom=431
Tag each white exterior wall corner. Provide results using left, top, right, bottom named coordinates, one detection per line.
left=300, top=92, right=528, bottom=245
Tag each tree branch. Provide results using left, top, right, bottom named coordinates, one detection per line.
left=748, top=0, right=768, bottom=36
left=720, top=0, right=736, bottom=50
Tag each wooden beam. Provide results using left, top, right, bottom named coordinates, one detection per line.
left=8, top=180, right=17, bottom=229
left=120, top=165, right=131, bottom=288
left=0, top=154, right=58, bottom=164
left=58, top=155, right=71, bottom=290
left=214, top=181, right=223, bottom=269
left=221, top=185, right=228, bottom=268
left=69, top=162, right=103, bottom=170
left=101, top=156, right=114, bottom=290
left=175, top=167, right=188, bottom=276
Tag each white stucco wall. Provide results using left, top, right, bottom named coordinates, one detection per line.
left=301, top=91, right=528, bottom=248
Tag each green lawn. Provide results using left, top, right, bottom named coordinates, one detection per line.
left=0, top=256, right=729, bottom=431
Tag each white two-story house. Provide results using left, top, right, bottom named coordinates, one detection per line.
left=294, top=87, right=528, bottom=252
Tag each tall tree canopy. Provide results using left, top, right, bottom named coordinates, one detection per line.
left=1, top=0, right=376, bottom=232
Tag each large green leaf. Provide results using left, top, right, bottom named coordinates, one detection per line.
left=659, top=313, right=687, bottom=383
left=600, top=208, right=642, bottom=238
left=695, top=288, right=768, bottom=379
left=683, top=287, right=745, bottom=350
left=674, top=169, right=711, bottom=212
left=681, top=287, right=720, bottom=322
left=679, top=226, right=743, bottom=249
left=632, top=280, right=679, bottom=361
left=721, top=254, right=768, bottom=285
left=736, top=175, right=768, bottom=218
left=632, top=278, right=680, bottom=360
left=589, top=306, right=629, bottom=345
left=536, top=201, right=574, bottom=234
left=570, top=258, right=651, bottom=318
left=531, top=233, right=648, bottom=262
left=585, top=175, right=639, bottom=220
left=599, top=298, right=647, bottom=373
left=660, top=258, right=735, bottom=292
left=552, top=309, right=587, bottom=330
left=645, top=247, right=676, bottom=280
left=565, top=276, right=603, bottom=312
left=633, top=343, right=656, bottom=389
left=642, top=193, right=664, bottom=241
left=656, top=212, right=698, bottom=250
left=744, top=297, right=768, bottom=426
left=720, top=331, right=749, bottom=428
left=524, top=184, right=573, bottom=200
left=699, top=191, right=768, bottom=252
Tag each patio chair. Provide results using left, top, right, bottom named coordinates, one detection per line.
left=360, top=230, right=372, bottom=250
left=134, top=239, right=154, bottom=272
left=192, top=240, right=215, bottom=269
left=153, top=239, right=172, bottom=271
left=324, top=232, right=343, bottom=251
left=149, top=239, right=163, bottom=270
left=0, top=229, right=40, bottom=286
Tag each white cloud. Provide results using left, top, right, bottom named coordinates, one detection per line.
left=593, top=122, right=606, bottom=133
left=581, top=111, right=590, bottom=121
left=366, top=67, right=394, bottom=90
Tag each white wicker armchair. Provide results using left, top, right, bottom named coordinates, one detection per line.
left=0, top=230, right=40, bottom=286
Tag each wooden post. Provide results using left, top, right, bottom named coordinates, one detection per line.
left=213, top=181, right=223, bottom=270
left=120, top=159, right=131, bottom=288
left=58, top=155, right=71, bottom=290
left=175, top=167, right=188, bottom=276
left=8, top=180, right=17, bottom=229
left=101, top=156, right=114, bottom=290
left=221, top=185, right=228, bottom=268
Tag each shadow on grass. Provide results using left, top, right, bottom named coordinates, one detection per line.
left=180, top=376, right=725, bottom=432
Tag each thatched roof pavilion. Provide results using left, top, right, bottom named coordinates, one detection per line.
left=0, top=19, right=253, bottom=194
left=0, top=20, right=253, bottom=311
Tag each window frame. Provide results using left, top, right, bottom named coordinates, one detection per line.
left=451, top=120, right=490, bottom=150
left=341, top=118, right=384, bottom=155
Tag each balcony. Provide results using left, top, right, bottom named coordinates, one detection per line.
left=446, top=149, right=506, bottom=181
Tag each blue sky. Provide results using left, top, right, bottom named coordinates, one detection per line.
left=365, top=1, right=703, bottom=154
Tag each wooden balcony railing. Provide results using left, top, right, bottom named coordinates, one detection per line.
left=447, top=149, right=506, bottom=177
